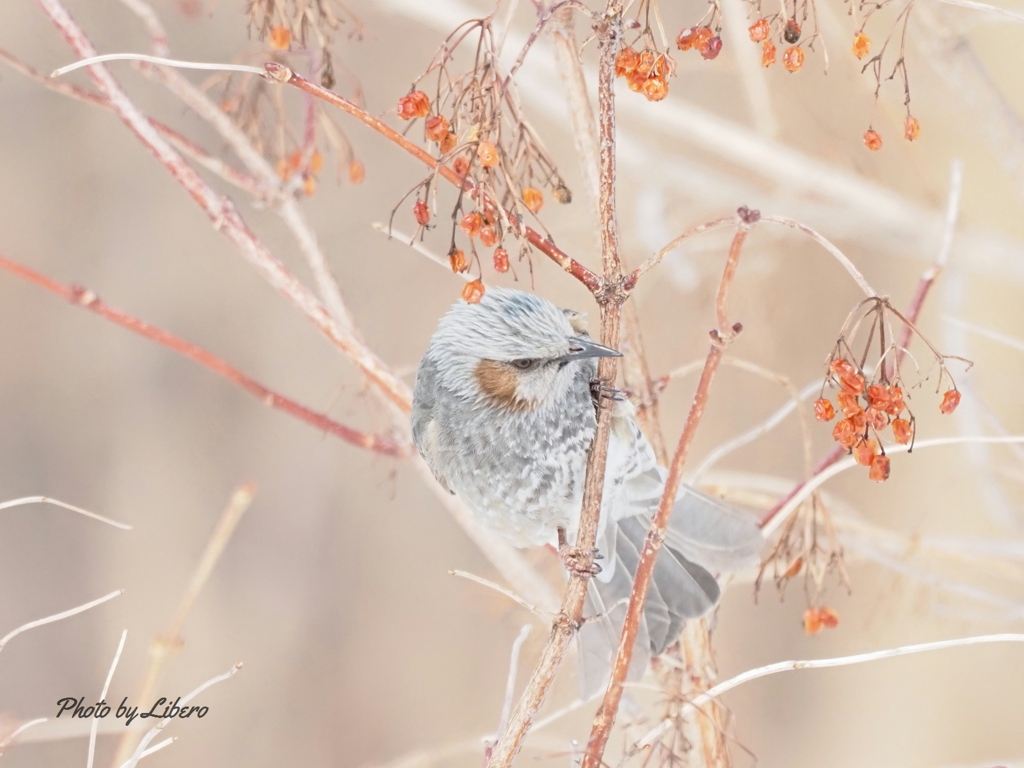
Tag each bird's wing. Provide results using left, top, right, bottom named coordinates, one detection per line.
left=607, top=400, right=764, bottom=573
left=411, top=355, right=453, bottom=494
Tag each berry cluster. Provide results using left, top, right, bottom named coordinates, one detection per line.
left=814, top=355, right=961, bottom=481
left=676, top=26, right=723, bottom=60
left=803, top=606, right=840, bottom=635
left=746, top=17, right=807, bottom=72
left=614, top=48, right=672, bottom=101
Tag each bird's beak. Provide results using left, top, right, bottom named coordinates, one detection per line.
left=559, top=337, right=623, bottom=362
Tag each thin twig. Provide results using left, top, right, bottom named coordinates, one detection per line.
left=122, top=662, right=242, bottom=768
left=112, top=485, right=255, bottom=766
left=87, top=630, right=128, bottom=768
left=628, top=634, right=1024, bottom=757
left=584, top=216, right=752, bottom=767
left=0, top=495, right=132, bottom=530
left=0, top=253, right=405, bottom=457
left=0, top=591, right=123, bottom=653
left=0, top=719, right=48, bottom=755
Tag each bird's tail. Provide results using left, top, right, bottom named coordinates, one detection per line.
left=577, top=486, right=763, bottom=697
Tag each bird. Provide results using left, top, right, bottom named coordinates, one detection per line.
left=411, top=287, right=763, bottom=694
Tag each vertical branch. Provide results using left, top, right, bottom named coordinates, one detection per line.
left=583, top=214, right=754, bottom=768
left=486, top=5, right=625, bottom=765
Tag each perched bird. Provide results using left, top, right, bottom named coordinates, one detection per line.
left=412, top=288, right=763, bottom=692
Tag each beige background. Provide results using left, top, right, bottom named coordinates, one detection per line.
left=1, top=0, right=1023, bottom=766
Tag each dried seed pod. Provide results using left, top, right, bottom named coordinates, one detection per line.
left=863, top=129, right=883, bottom=151
left=852, top=32, right=871, bottom=59
left=522, top=187, right=544, bottom=213
left=940, top=390, right=961, bottom=414
left=493, top=247, right=510, bottom=273
left=761, top=40, right=777, bottom=67
left=448, top=246, right=468, bottom=273
left=869, top=454, right=890, bottom=482
left=783, top=46, right=804, bottom=73
left=425, top=114, right=450, bottom=142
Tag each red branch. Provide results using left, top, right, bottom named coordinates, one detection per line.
left=263, top=63, right=603, bottom=294
left=0, top=253, right=406, bottom=457
left=583, top=217, right=752, bottom=767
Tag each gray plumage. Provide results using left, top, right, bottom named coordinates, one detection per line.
left=412, top=288, right=763, bottom=694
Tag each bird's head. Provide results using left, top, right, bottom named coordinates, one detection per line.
left=425, top=288, right=621, bottom=412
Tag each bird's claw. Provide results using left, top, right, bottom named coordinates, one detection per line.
left=559, top=544, right=603, bottom=576
left=590, top=377, right=624, bottom=407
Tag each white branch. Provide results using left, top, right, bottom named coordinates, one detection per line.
left=0, top=591, right=123, bottom=653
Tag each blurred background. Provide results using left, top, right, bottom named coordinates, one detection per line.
left=1, top=0, right=1023, bottom=766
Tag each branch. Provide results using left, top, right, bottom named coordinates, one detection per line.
left=112, top=484, right=255, bottom=766
left=487, top=6, right=627, bottom=764
left=0, top=253, right=406, bottom=457
left=628, top=633, right=1024, bottom=757
left=260, top=62, right=603, bottom=293
left=0, top=495, right=131, bottom=530
left=37, top=4, right=409, bottom=411
left=583, top=214, right=753, bottom=767
left=0, top=590, right=123, bottom=653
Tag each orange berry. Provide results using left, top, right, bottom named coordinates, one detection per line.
left=460, top=212, right=483, bottom=237
left=762, top=40, right=777, bottom=67
left=885, top=385, right=906, bottom=415
left=832, top=418, right=859, bottom=449
left=269, top=25, right=291, bottom=50
left=522, top=186, right=544, bottom=213
left=477, top=141, right=500, bottom=168
left=852, top=32, right=871, bottom=59
left=413, top=200, right=430, bottom=226
left=813, top=398, right=836, bottom=422
left=783, top=19, right=801, bottom=43
left=461, top=278, right=485, bottom=304
left=840, top=370, right=866, bottom=395
left=440, top=131, right=458, bottom=154
left=866, top=385, right=890, bottom=412
left=869, top=454, right=891, bottom=482
left=348, top=159, right=364, bottom=184
left=626, top=69, right=647, bottom=92
left=803, top=608, right=824, bottom=635
left=653, top=55, right=673, bottom=78
left=692, top=27, right=714, bottom=52
left=818, top=606, right=840, bottom=628
left=637, top=50, right=656, bottom=76
left=302, top=174, right=317, bottom=197
left=940, top=389, right=961, bottom=414
left=479, top=226, right=498, bottom=248
left=830, top=358, right=855, bottom=377
left=783, top=46, right=804, bottom=73
left=783, top=557, right=803, bottom=578
left=836, top=390, right=862, bottom=418
left=452, top=156, right=470, bottom=177
left=853, top=437, right=878, bottom=466
left=553, top=184, right=572, bottom=204
left=866, top=407, right=888, bottom=431
left=425, top=114, right=450, bottom=142
left=892, top=417, right=913, bottom=444
left=850, top=409, right=867, bottom=430
left=448, top=246, right=468, bottom=273
left=493, top=247, right=510, bottom=273
left=397, top=90, right=430, bottom=120
left=642, top=76, right=669, bottom=101
left=309, top=151, right=324, bottom=174
left=863, top=129, right=883, bottom=151
left=700, top=36, right=723, bottom=60
left=676, top=27, right=698, bottom=51
left=615, top=47, right=640, bottom=76
left=749, top=19, right=770, bottom=42
left=904, top=115, right=921, bottom=141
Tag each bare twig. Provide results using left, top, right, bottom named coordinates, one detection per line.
left=628, top=634, right=1024, bottom=757
left=122, top=662, right=243, bottom=768
left=0, top=718, right=48, bottom=755
left=112, top=485, right=255, bottom=766
left=487, top=7, right=627, bottom=765
left=0, top=591, right=123, bottom=653
left=88, top=630, right=128, bottom=768
left=584, top=215, right=753, bottom=768
left=0, top=253, right=406, bottom=457
left=0, top=495, right=131, bottom=530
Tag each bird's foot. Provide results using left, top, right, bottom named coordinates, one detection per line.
left=590, top=377, right=624, bottom=408
left=558, top=543, right=603, bottom=576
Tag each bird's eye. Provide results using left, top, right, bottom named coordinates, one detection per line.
left=510, top=358, right=537, bottom=370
